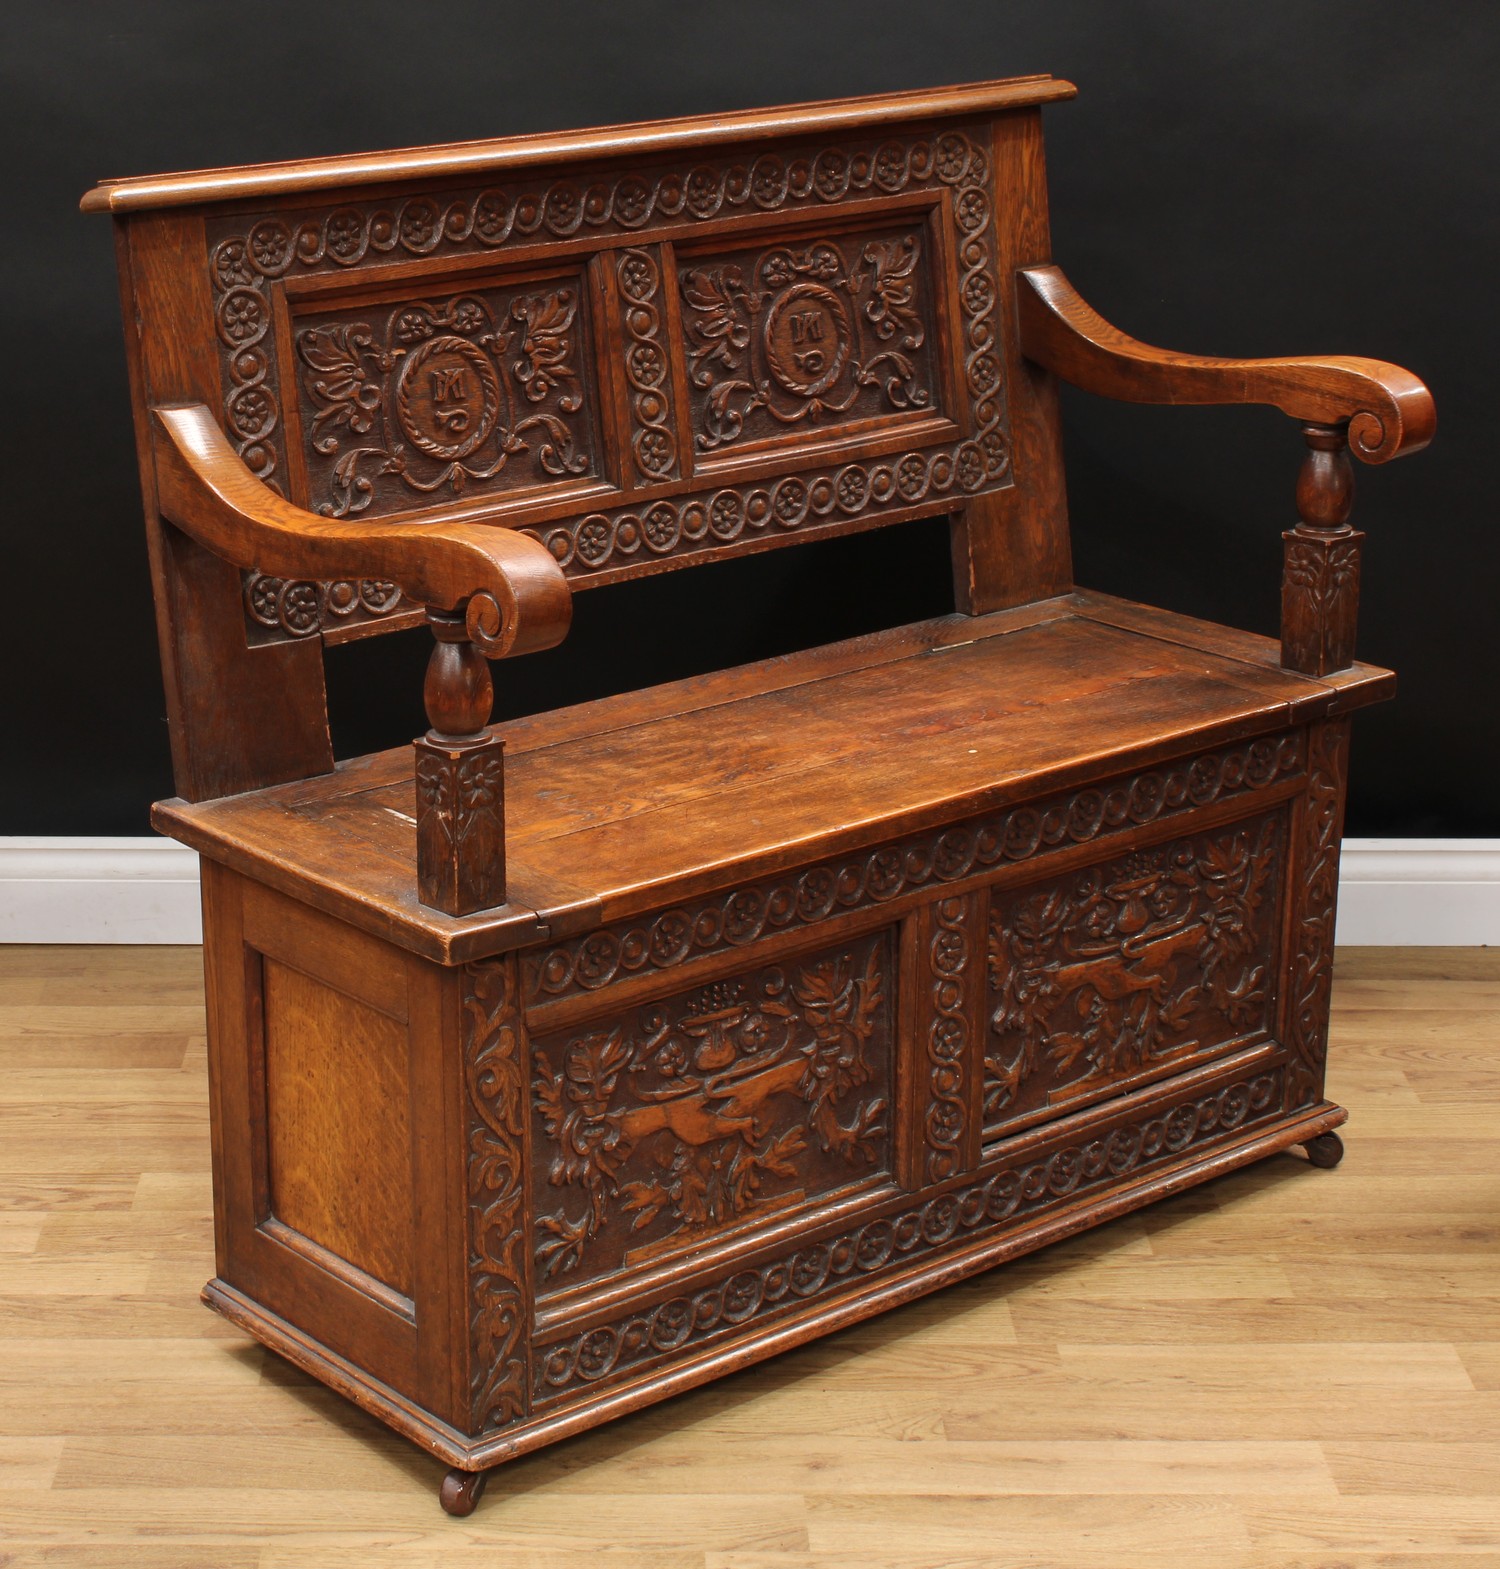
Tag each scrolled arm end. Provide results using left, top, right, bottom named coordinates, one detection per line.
left=1017, top=264, right=1435, bottom=464
left=152, top=403, right=572, bottom=655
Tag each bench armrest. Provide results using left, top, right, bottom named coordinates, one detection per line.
left=153, top=403, right=572, bottom=658
left=1016, top=265, right=1435, bottom=463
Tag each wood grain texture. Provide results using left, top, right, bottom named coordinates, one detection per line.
left=3, top=943, right=1496, bottom=1563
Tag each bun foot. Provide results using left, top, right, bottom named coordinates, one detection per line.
left=440, top=1466, right=489, bottom=1516
left=1303, top=1130, right=1345, bottom=1169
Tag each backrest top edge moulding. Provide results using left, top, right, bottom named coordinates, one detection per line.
left=80, top=75, right=1077, bottom=215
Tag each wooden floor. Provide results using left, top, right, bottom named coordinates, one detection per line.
left=1, top=946, right=1497, bottom=1566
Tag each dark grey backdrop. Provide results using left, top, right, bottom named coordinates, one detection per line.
left=4, top=1, right=1495, bottom=834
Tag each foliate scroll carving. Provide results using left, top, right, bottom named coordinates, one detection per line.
left=523, top=733, right=1306, bottom=1007
left=414, top=734, right=507, bottom=915
left=463, top=958, right=530, bottom=1434
left=291, top=281, right=596, bottom=519
left=922, top=894, right=981, bottom=1184
left=679, top=225, right=938, bottom=453
left=533, top=1066, right=1284, bottom=1402
left=984, top=815, right=1285, bottom=1137
left=1281, top=528, right=1364, bottom=676
left=1284, top=721, right=1350, bottom=1107
left=531, top=930, right=893, bottom=1292
left=616, top=248, right=680, bottom=484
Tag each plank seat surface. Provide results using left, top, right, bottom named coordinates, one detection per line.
left=156, top=591, right=1392, bottom=964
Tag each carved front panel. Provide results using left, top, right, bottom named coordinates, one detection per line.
left=679, top=222, right=942, bottom=457
left=984, top=812, right=1287, bottom=1139
left=287, top=273, right=601, bottom=519
left=534, top=1061, right=1285, bottom=1404
left=530, top=928, right=895, bottom=1295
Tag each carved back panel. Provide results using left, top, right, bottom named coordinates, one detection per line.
left=96, top=78, right=1076, bottom=795
left=105, top=80, right=1074, bottom=645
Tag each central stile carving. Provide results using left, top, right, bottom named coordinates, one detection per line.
left=531, top=930, right=895, bottom=1290
left=679, top=224, right=941, bottom=453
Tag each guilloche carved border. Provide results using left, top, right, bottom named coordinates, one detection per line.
left=463, top=957, right=531, bottom=1435
left=922, top=894, right=980, bottom=1185
left=532, top=1064, right=1284, bottom=1401
left=523, top=731, right=1307, bottom=1007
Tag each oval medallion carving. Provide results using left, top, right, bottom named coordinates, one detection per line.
left=762, top=282, right=851, bottom=398
left=395, top=335, right=501, bottom=460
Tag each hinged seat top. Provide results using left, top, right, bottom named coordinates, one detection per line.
left=154, top=591, right=1391, bottom=964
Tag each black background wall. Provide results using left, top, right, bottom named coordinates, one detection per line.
left=4, top=0, right=1495, bottom=835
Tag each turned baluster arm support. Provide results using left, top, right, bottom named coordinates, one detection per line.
left=151, top=403, right=574, bottom=915
left=1016, top=265, right=1435, bottom=675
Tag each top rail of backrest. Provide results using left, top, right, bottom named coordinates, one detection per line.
left=91, top=75, right=1075, bottom=648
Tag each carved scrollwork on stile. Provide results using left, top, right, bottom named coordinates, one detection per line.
left=463, top=958, right=530, bottom=1434
left=924, top=895, right=978, bottom=1184
left=1284, top=534, right=1362, bottom=622
left=531, top=930, right=893, bottom=1291
left=522, top=733, right=1307, bottom=1007
left=532, top=1066, right=1284, bottom=1402
left=616, top=248, right=680, bottom=484
left=1284, top=721, right=1350, bottom=1108
left=984, top=815, right=1286, bottom=1136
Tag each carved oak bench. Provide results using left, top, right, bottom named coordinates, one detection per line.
left=84, top=76, right=1434, bottom=1514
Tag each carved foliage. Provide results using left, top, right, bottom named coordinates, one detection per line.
left=679, top=225, right=937, bottom=452
left=291, top=281, right=596, bottom=518
left=1282, top=528, right=1364, bottom=675
left=923, top=895, right=979, bottom=1184
left=524, top=733, right=1306, bottom=1007
left=531, top=930, right=894, bottom=1290
left=534, top=1066, right=1284, bottom=1401
left=463, top=958, right=529, bottom=1433
left=1284, top=721, right=1350, bottom=1107
left=616, top=248, right=680, bottom=484
left=984, top=815, right=1285, bottom=1135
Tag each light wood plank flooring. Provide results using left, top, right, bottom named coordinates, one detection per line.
left=1, top=945, right=1496, bottom=1566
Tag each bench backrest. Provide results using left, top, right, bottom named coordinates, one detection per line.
left=87, top=76, right=1077, bottom=800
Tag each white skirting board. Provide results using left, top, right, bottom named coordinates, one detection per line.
left=0, top=836, right=1497, bottom=947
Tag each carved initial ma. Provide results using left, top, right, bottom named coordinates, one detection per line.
left=431, top=366, right=470, bottom=433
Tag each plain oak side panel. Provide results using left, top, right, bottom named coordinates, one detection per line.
left=949, top=107, right=1072, bottom=613
left=260, top=956, right=417, bottom=1300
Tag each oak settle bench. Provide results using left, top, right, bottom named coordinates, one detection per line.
left=85, top=76, right=1435, bottom=1513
